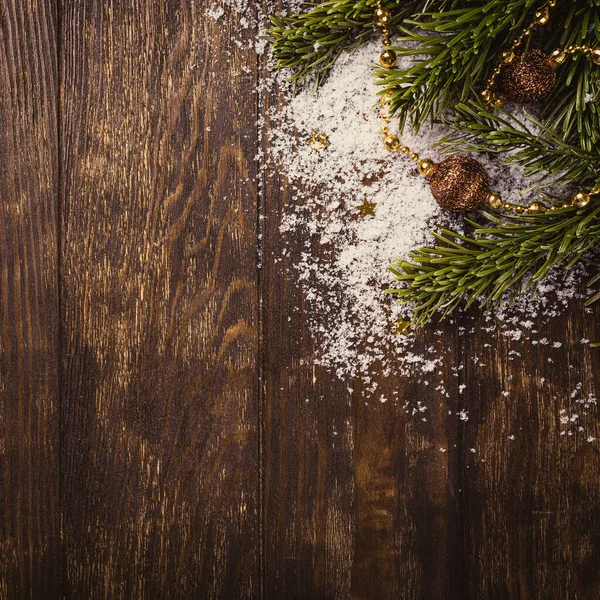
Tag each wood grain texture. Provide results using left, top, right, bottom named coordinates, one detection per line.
left=60, top=2, right=259, bottom=597
left=460, top=305, right=600, bottom=598
left=0, top=1, right=60, bottom=597
left=0, top=0, right=598, bottom=596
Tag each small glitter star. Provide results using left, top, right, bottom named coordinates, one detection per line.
left=356, top=197, right=377, bottom=218
left=306, top=130, right=330, bottom=152
left=391, top=317, right=411, bottom=336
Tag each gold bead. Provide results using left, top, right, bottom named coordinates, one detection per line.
left=486, top=192, right=503, bottom=209
left=572, top=191, right=591, bottom=207
left=383, top=134, right=401, bottom=153
left=533, top=8, right=550, bottom=26
left=374, top=7, right=391, bottom=26
left=400, top=146, right=410, bottom=155
left=503, top=203, right=513, bottom=211
left=381, top=27, right=391, bottom=36
left=549, top=49, right=567, bottom=66
left=493, top=94, right=506, bottom=107
left=500, top=51, right=515, bottom=64
left=481, top=89, right=494, bottom=104
left=527, top=201, right=546, bottom=213
left=562, top=203, right=573, bottom=209
left=382, top=38, right=391, bottom=47
left=409, top=152, right=419, bottom=162
left=380, top=49, right=397, bottom=69
left=515, top=205, right=525, bottom=214
left=590, top=48, right=600, bottom=66
left=417, top=158, right=436, bottom=178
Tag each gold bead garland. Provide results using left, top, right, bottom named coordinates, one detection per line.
left=372, top=0, right=598, bottom=214
left=374, top=5, right=397, bottom=68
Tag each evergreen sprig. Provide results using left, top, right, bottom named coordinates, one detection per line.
left=267, top=0, right=415, bottom=90
left=375, top=0, right=600, bottom=137
left=437, top=101, right=600, bottom=191
left=374, top=0, right=539, bottom=131
left=388, top=203, right=600, bottom=327
left=539, top=1, right=600, bottom=150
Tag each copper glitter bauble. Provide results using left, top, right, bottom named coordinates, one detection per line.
left=497, top=49, right=557, bottom=104
left=429, top=156, right=490, bottom=212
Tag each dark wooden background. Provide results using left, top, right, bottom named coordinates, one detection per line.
left=0, top=0, right=599, bottom=598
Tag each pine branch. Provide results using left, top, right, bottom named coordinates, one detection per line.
left=374, top=0, right=541, bottom=131
left=437, top=100, right=600, bottom=190
left=266, top=0, right=417, bottom=90
left=539, top=1, right=600, bottom=151
left=377, top=0, right=600, bottom=146
left=388, top=202, right=600, bottom=327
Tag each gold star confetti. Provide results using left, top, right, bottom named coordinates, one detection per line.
left=391, top=317, right=411, bottom=336
left=306, top=130, right=330, bottom=152
left=356, top=197, right=377, bottom=218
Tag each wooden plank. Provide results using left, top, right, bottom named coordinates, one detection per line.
left=259, top=6, right=461, bottom=596
left=59, top=2, right=259, bottom=597
left=460, top=304, right=600, bottom=597
left=0, top=1, right=60, bottom=597
left=259, top=151, right=463, bottom=600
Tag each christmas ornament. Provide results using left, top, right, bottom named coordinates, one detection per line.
left=496, top=49, right=556, bottom=104
left=306, top=130, right=330, bottom=151
left=357, top=197, right=377, bottom=218
left=429, top=157, right=490, bottom=212
left=482, top=1, right=600, bottom=107
left=373, top=0, right=597, bottom=214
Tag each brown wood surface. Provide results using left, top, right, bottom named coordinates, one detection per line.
left=0, top=1, right=60, bottom=597
left=59, top=1, right=259, bottom=598
left=0, top=0, right=599, bottom=598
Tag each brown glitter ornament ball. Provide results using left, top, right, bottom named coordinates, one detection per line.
left=497, top=49, right=557, bottom=104
left=429, top=156, right=490, bottom=212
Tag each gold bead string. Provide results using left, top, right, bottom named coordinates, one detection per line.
left=373, top=2, right=597, bottom=213
left=550, top=44, right=600, bottom=67
left=482, top=0, right=600, bottom=107
left=374, top=1, right=398, bottom=69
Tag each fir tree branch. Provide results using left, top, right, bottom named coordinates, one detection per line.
left=437, top=100, right=600, bottom=190
left=266, top=0, right=417, bottom=90
left=388, top=202, right=600, bottom=327
left=374, top=0, right=541, bottom=131
left=376, top=0, right=600, bottom=147
left=539, top=1, right=600, bottom=150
